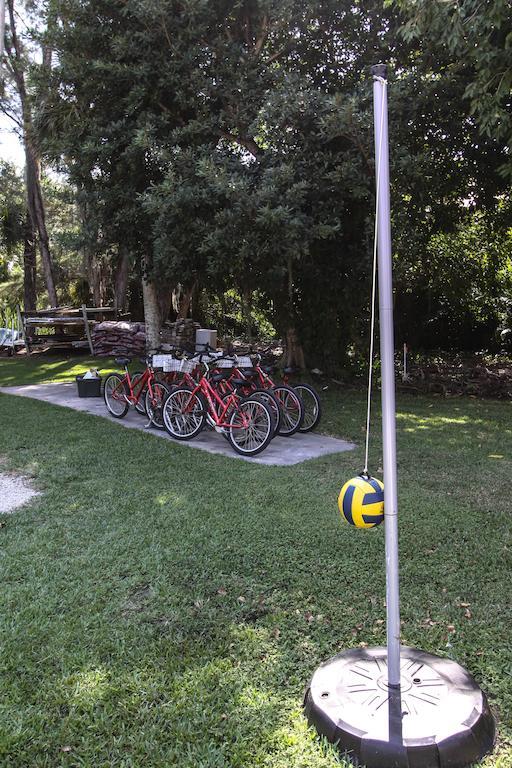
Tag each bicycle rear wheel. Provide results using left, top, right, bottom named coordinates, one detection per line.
left=294, top=383, right=321, bottom=432
left=163, top=387, right=206, bottom=440
left=250, top=388, right=281, bottom=436
left=103, top=373, right=129, bottom=418
left=227, top=397, right=273, bottom=456
left=272, top=385, right=304, bottom=436
left=145, top=381, right=171, bottom=429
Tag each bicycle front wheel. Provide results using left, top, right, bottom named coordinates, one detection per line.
left=272, top=385, right=304, bottom=436
left=227, top=397, right=273, bottom=456
left=162, top=387, right=206, bottom=440
left=145, top=381, right=171, bottom=430
left=294, top=383, right=321, bottom=432
left=103, top=373, right=129, bottom=418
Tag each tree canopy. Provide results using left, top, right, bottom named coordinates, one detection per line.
left=1, top=0, right=510, bottom=367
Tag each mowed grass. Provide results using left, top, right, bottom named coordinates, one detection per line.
left=0, top=357, right=511, bottom=767
left=0, top=353, right=127, bottom=387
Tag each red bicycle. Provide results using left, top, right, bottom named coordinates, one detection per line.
left=162, top=354, right=275, bottom=456
left=103, top=356, right=171, bottom=429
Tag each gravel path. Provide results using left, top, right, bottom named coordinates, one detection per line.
left=0, top=472, right=40, bottom=514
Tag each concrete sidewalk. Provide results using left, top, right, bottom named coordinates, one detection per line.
left=0, top=382, right=355, bottom=466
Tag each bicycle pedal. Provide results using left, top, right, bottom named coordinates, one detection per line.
left=214, top=426, right=225, bottom=434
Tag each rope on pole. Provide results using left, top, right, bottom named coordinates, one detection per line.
left=363, top=77, right=386, bottom=477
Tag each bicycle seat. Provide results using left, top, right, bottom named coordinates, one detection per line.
left=283, top=366, right=297, bottom=375
left=231, top=378, right=249, bottom=388
left=211, top=372, right=228, bottom=383
left=115, top=357, right=131, bottom=366
left=261, top=364, right=275, bottom=374
left=239, top=368, right=257, bottom=377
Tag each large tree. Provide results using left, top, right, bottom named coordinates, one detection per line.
left=38, top=0, right=511, bottom=364
left=3, top=0, right=58, bottom=306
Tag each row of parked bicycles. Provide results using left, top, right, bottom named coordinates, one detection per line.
left=102, top=346, right=322, bottom=457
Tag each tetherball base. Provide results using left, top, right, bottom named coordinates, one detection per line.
left=304, top=646, right=495, bottom=768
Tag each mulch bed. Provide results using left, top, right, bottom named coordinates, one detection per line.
left=398, top=357, right=512, bottom=399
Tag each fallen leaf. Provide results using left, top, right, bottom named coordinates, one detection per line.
left=217, top=587, right=227, bottom=596
left=447, top=624, right=456, bottom=633
left=464, top=608, right=472, bottom=619
left=61, top=746, right=72, bottom=753
left=237, top=596, right=246, bottom=603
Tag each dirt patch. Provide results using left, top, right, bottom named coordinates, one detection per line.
left=0, top=471, right=41, bottom=514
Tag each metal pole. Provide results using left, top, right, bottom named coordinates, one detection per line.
left=372, top=63, right=401, bottom=688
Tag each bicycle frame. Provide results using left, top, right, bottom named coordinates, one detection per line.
left=111, top=365, right=159, bottom=406
left=183, top=370, right=250, bottom=430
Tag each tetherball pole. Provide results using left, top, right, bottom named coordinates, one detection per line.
left=304, top=63, right=495, bottom=768
left=372, top=63, right=401, bottom=688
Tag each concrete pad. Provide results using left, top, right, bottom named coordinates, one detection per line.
left=0, top=382, right=355, bottom=466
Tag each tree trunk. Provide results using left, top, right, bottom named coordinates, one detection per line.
left=283, top=254, right=305, bottom=368
left=284, top=326, right=305, bottom=369
left=241, top=286, right=253, bottom=339
left=25, top=138, right=57, bottom=306
left=158, top=285, right=173, bottom=324
left=142, top=275, right=161, bottom=351
left=176, top=283, right=194, bottom=319
left=7, top=0, right=58, bottom=307
left=23, top=210, right=37, bottom=313
left=86, top=253, right=103, bottom=307
left=113, top=249, right=130, bottom=314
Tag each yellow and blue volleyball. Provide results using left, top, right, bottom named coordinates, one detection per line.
left=338, top=474, right=384, bottom=528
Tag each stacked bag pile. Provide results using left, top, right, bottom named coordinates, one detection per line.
left=92, top=321, right=146, bottom=357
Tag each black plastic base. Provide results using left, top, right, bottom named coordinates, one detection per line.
left=304, top=646, right=495, bottom=768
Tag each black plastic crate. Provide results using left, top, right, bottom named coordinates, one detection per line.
left=76, top=374, right=102, bottom=398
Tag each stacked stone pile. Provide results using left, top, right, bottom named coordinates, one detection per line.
left=162, top=319, right=200, bottom=350
left=92, top=321, right=146, bottom=357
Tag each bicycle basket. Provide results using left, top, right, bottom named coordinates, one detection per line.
left=151, top=354, right=167, bottom=369
left=163, top=357, right=184, bottom=373
left=235, top=355, right=253, bottom=368
left=217, top=357, right=236, bottom=369
left=180, top=359, right=197, bottom=374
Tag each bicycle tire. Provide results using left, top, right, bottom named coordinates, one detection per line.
left=272, top=385, right=304, bottom=436
left=249, top=388, right=281, bottom=436
left=227, top=396, right=273, bottom=456
left=145, top=381, right=171, bottom=430
left=162, top=387, right=207, bottom=440
left=294, top=383, right=322, bottom=432
left=103, top=373, right=129, bottom=418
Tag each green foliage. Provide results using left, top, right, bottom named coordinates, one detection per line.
left=396, top=0, right=512, bottom=174
left=31, top=0, right=512, bottom=366
left=396, top=206, right=512, bottom=351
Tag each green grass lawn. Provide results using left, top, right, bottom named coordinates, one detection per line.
left=0, top=353, right=124, bottom=387
left=0, top=356, right=511, bottom=766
